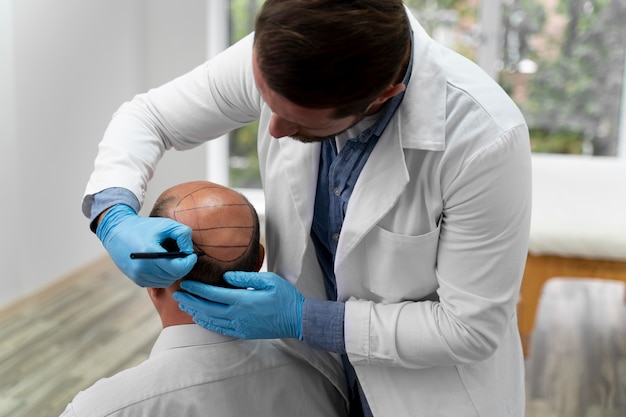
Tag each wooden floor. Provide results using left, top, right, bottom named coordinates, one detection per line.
left=0, top=256, right=624, bottom=417
left=0, top=257, right=161, bottom=417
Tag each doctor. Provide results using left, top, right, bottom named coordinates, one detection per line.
left=84, top=1, right=531, bottom=416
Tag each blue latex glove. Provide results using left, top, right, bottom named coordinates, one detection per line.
left=173, top=271, right=304, bottom=340
left=96, top=204, right=197, bottom=287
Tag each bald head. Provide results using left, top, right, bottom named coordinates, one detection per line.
left=150, top=181, right=261, bottom=286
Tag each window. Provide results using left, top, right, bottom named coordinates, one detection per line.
left=220, top=0, right=626, bottom=191
left=407, top=0, right=626, bottom=157
left=229, top=0, right=264, bottom=189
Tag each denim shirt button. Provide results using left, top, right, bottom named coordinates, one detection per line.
left=332, top=233, right=340, bottom=241
left=333, top=187, right=341, bottom=196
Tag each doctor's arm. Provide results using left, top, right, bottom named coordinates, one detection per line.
left=175, top=273, right=348, bottom=351
left=89, top=190, right=197, bottom=288
left=345, top=126, right=532, bottom=368
left=83, top=34, right=261, bottom=287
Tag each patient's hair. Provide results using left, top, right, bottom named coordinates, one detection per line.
left=150, top=182, right=261, bottom=287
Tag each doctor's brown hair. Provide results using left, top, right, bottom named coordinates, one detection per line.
left=254, top=0, right=411, bottom=118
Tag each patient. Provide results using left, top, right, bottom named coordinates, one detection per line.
left=59, top=181, right=348, bottom=417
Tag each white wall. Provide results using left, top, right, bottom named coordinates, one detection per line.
left=0, top=0, right=208, bottom=308
left=0, top=0, right=22, bottom=306
left=139, top=0, right=210, bottom=215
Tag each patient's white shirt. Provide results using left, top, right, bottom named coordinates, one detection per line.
left=59, top=324, right=348, bottom=417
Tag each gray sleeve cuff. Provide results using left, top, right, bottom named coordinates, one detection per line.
left=302, top=298, right=346, bottom=354
left=88, top=187, right=140, bottom=232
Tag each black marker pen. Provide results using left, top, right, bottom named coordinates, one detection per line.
left=130, top=252, right=192, bottom=259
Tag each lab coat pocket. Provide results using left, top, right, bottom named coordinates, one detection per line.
left=364, top=223, right=440, bottom=302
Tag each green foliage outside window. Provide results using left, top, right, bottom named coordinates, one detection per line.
left=227, top=0, right=626, bottom=189
left=229, top=0, right=264, bottom=188
left=505, top=0, right=625, bottom=156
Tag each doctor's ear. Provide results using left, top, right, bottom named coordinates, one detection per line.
left=364, top=83, right=406, bottom=114
left=376, top=83, right=406, bottom=103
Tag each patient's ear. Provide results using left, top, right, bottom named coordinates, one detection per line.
left=254, top=244, right=265, bottom=272
left=147, top=287, right=157, bottom=302
left=147, top=287, right=166, bottom=304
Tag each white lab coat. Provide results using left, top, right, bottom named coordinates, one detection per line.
left=84, top=9, right=531, bottom=417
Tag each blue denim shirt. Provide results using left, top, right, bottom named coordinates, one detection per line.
left=306, top=48, right=413, bottom=417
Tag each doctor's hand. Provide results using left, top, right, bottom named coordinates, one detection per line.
left=96, top=204, right=197, bottom=288
left=173, top=272, right=304, bottom=340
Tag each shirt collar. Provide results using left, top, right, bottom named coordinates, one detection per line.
left=150, top=324, right=236, bottom=357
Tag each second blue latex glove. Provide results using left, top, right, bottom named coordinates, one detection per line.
left=96, top=204, right=197, bottom=287
left=174, top=272, right=304, bottom=340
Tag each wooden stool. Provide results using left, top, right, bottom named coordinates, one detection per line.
left=519, top=155, right=626, bottom=357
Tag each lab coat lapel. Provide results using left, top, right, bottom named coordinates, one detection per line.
left=278, top=138, right=320, bottom=226
left=335, top=122, right=409, bottom=269
left=276, top=137, right=321, bottom=272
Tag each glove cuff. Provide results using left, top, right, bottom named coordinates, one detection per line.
left=96, top=204, right=137, bottom=241
left=294, top=294, right=305, bottom=340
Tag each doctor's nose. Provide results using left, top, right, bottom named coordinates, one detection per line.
left=269, top=114, right=298, bottom=139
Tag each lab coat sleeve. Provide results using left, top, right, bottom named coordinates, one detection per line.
left=82, top=33, right=262, bottom=215
left=345, top=124, right=531, bottom=368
